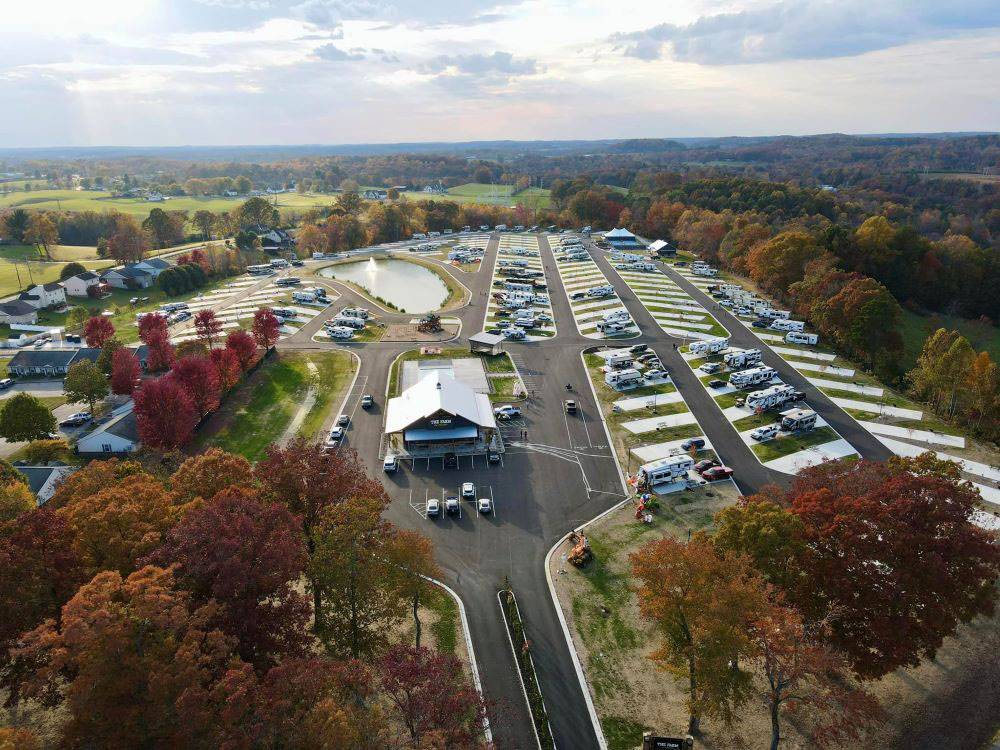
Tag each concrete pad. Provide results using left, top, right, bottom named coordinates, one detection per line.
left=770, top=345, right=835, bottom=361
left=652, top=316, right=713, bottom=330
left=785, top=359, right=855, bottom=377
left=860, top=421, right=964, bottom=448
left=807, top=377, right=883, bottom=396
left=974, top=484, right=1000, bottom=506
left=830, top=397, right=922, bottom=420
left=621, top=411, right=697, bottom=434
left=630, top=438, right=713, bottom=462
left=762, top=439, right=858, bottom=474
left=613, top=391, right=685, bottom=411
left=875, top=436, right=1000, bottom=482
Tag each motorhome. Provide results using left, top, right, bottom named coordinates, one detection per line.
left=758, top=308, right=791, bottom=321
left=587, top=285, right=616, bottom=298
left=341, top=307, right=369, bottom=320
left=729, top=365, right=778, bottom=389
left=604, top=368, right=642, bottom=389
left=247, top=264, right=275, bottom=276
left=331, top=316, right=365, bottom=330
left=692, top=266, right=719, bottom=277
left=270, top=258, right=290, bottom=268
left=326, top=326, right=354, bottom=339
left=688, top=337, right=730, bottom=356
left=769, top=319, right=806, bottom=333
left=597, top=321, right=627, bottom=334
left=412, top=233, right=427, bottom=240
left=602, top=309, right=631, bottom=324
left=513, top=225, right=525, bottom=232
left=745, top=384, right=797, bottom=411
left=503, top=326, right=526, bottom=340
left=606, top=352, right=634, bottom=369
left=780, top=408, right=818, bottom=432
left=560, top=237, right=582, bottom=246
left=504, top=281, right=533, bottom=292
left=292, top=288, right=326, bottom=304
left=495, top=224, right=508, bottom=232
left=638, top=455, right=695, bottom=486
left=724, top=349, right=763, bottom=370
left=274, top=276, right=300, bottom=286
left=612, top=252, right=644, bottom=263
left=786, top=331, right=819, bottom=346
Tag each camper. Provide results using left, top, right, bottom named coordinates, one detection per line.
left=606, top=352, right=634, bottom=369
left=749, top=424, right=780, bottom=442
left=638, top=455, right=695, bottom=486
left=326, top=326, right=354, bottom=339
left=692, top=266, right=719, bottom=277
left=412, top=233, right=427, bottom=240
left=724, top=348, right=763, bottom=370
left=604, top=368, right=642, bottom=389
left=769, top=319, right=806, bottom=333
left=341, top=307, right=369, bottom=320
left=275, top=276, right=300, bottom=286
left=596, top=321, right=627, bottom=334
left=602, top=309, right=631, bottom=324
left=758, top=308, right=791, bottom=321
left=745, top=384, right=797, bottom=411
left=560, top=237, right=582, bottom=247
left=780, top=408, right=818, bottom=432
left=786, top=331, right=819, bottom=346
left=331, top=316, right=365, bottom=330
left=587, top=285, right=616, bottom=299
left=688, top=337, right=730, bottom=356
left=247, top=264, right=275, bottom=276
left=292, top=289, right=322, bottom=304
left=270, top=259, right=290, bottom=269
left=729, top=365, right=778, bottom=389
left=504, top=281, right=533, bottom=292
left=495, top=224, right=508, bottom=232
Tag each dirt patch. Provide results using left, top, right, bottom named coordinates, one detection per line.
left=551, top=496, right=1000, bottom=750
left=382, top=323, right=460, bottom=342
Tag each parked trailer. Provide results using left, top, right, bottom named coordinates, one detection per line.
left=692, top=266, right=719, bottom=277
left=729, top=365, right=778, bottom=389
left=587, top=285, right=616, bottom=298
left=724, top=348, right=763, bottom=370
left=769, top=319, right=806, bottom=333
left=786, top=331, right=819, bottom=346
left=780, top=408, right=818, bottom=432
left=638, top=455, right=695, bottom=486
left=331, top=316, right=365, bottom=330
left=745, top=384, right=797, bottom=411
left=602, top=309, right=631, bottom=324
left=606, top=352, right=634, bottom=368
left=689, top=337, right=730, bottom=356
left=605, top=368, right=643, bottom=388
left=758, top=308, right=791, bottom=321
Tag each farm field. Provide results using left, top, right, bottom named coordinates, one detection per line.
left=0, top=189, right=335, bottom=216
left=402, top=183, right=552, bottom=209
left=898, top=307, right=1000, bottom=371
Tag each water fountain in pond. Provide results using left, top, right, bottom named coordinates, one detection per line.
left=367, top=257, right=377, bottom=274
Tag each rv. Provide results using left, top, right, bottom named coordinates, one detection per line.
left=274, top=276, right=300, bottom=286
left=495, top=224, right=508, bottom=232
left=504, top=281, right=533, bottom=292
left=604, top=368, right=643, bottom=389
left=587, top=285, right=616, bottom=298
left=341, top=307, right=369, bottom=320
left=758, top=308, right=791, bottom=321
left=638, top=455, right=695, bottom=486
left=412, top=233, right=427, bottom=240
left=724, top=348, right=763, bottom=370
left=292, top=289, right=326, bottom=304
left=780, top=408, right=818, bottom=432
left=596, top=321, right=627, bottom=334
left=688, top=337, right=730, bottom=356
left=312, top=252, right=327, bottom=260
left=786, top=331, right=819, bottom=346
left=769, top=319, right=806, bottom=333
left=602, top=309, right=631, bottom=324
left=513, top=225, right=525, bottom=232
left=247, top=264, right=275, bottom=276
left=331, top=316, right=365, bottom=330
left=503, top=326, right=526, bottom=340
left=270, top=258, right=290, bottom=269
left=745, top=384, right=797, bottom=411
left=326, top=326, right=354, bottom=340
left=606, top=352, right=634, bottom=369
left=729, top=365, right=778, bottom=389
left=692, top=266, right=719, bottom=277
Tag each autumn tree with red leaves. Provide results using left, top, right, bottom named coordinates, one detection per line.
left=378, top=645, right=489, bottom=749
left=147, top=487, right=310, bottom=669
left=225, top=328, right=258, bottom=371
left=252, top=307, right=281, bottom=351
left=137, top=312, right=168, bottom=343
left=210, top=346, right=241, bottom=391
left=169, top=354, right=221, bottom=418
left=109, top=347, right=142, bottom=396
left=83, top=315, right=115, bottom=348
left=133, top=378, right=199, bottom=450
left=787, top=457, right=1000, bottom=678
left=194, top=308, right=223, bottom=349
left=144, top=329, right=175, bottom=372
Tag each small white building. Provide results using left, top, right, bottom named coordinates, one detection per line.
left=63, top=271, right=103, bottom=297
left=102, top=265, right=153, bottom=290
left=0, top=301, right=38, bottom=325
left=133, top=257, right=171, bottom=279
left=20, top=282, right=66, bottom=308
left=76, top=404, right=140, bottom=456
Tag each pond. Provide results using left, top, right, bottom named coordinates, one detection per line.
left=318, top=257, right=449, bottom=313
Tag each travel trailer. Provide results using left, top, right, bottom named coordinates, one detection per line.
left=729, top=365, right=778, bottom=389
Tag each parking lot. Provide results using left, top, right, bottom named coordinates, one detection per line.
left=481, top=234, right=557, bottom=341
left=550, top=237, right=638, bottom=339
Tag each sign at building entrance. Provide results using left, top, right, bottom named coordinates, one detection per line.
left=429, top=418, right=453, bottom=427
left=642, top=736, right=694, bottom=750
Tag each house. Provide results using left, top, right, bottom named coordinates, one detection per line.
left=384, top=371, right=498, bottom=457
left=254, top=227, right=295, bottom=253
left=133, top=257, right=171, bottom=279
left=0, top=301, right=38, bottom=325
left=20, top=282, right=66, bottom=308
left=13, top=462, right=77, bottom=504
left=7, top=348, right=102, bottom=377
left=102, top=265, right=153, bottom=290
left=468, top=332, right=505, bottom=356
left=16, top=292, right=42, bottom=309
left=63, top=271, right=102, bottom=297
left=648, top=239, right=677, bottom=257
left=362, top=189, right=388, bottom=201
left=604, top=227, right=641, bottom=248
left=76, top=404, right=140, bottom=456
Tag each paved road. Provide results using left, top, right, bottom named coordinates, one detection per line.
left=266, top=232, right=891, bottom=749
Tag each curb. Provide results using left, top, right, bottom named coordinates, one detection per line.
left=496, top=590, right=550, bottom=750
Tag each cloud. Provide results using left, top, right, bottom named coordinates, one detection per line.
left=313, top=42, right=365, bottom=60
left=613, top=0, right=1000, bottom=64
left=419, top=51, right=537, bottom=76
left=291, top=0, right=518, bottom=28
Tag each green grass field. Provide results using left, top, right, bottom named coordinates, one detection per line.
left=899, top=308, right=1000, bottom=370
left=401, top=183, right=552, bottom=209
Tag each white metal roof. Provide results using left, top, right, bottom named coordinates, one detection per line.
left=385, top=370, right=497, bottom=434
left=604, top=227, right=636, bottom=239
left=648, top=239, right=669, bottom=251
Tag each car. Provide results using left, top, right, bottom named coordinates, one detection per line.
left=59, top=411, right=92, bottom=427
left=361, top=394, right=374, bottom=409
left=699, top=362, right=723, bottom=374
left=644, top=369, right=665, bottom=380
left=486, top=328, right=502, bottom=335
left=751, top=320, right=770, bottom=328
left=291, top=259, right=305, bottom=267
left=495, top=321, right=510, bottom=329
left=487, top=450, right=501, bottom=464
left=0, top=378, right=14, bottom=390
left=694, top=458, right=719, bottom=473
left=383, top=454, right=398, bottom=472
left=324, top=426, right=344, bottom=449
left=129, top=297, right=139, bottom=305
left=337, top=414, right=350, bottom=427
left=681, top=438, right=706, bottom=451
left=570, top=291, right=586, bottom=300
left=443, top=453, right=458, bottom=469
left=629, top=344, right=649, bottom=354
left=674, top=261, right=688, bottom=267
left=708, top=379, right=727, bottom=388
left=445, top=496, right=460, bottom=515
left=461, top=482, right=476, bottom=500
left=478, top=497, right=493, bottom=514
left=493, top=405, right=521, bottom=419
left=564, top=399, right=577, bottom=414
left=790, top=391, right=806, bottom=402
left=702, top=466, right=734, bottom=481
left=426, top=498, right=441, bottom=517
left=637, top=352, right=658, bottom=362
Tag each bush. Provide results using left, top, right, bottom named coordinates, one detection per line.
left=60, top=262, right=86, bottom=281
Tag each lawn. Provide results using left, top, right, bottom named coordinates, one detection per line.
left=400, top=183, right=552, bottom=209
left=0, top=258, right=115, bottom=300
left=899, top=308, right=1000, bottom=371
left=750, top=426, right=840, bottom=462
left=488, top=375, right=522, bottom=402
left=197, top=350, right=355, bottom=461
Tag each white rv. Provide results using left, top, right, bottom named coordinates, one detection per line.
left=780, top=408, right=818, bottom=432
left=638, top=455, right=695, bottom=486
left=724, top=349, right=763, bottom=370
left=331, top=316, right=365, bottom=330
left=503, top=326, right=526, bottom=340
left=688, top=337, right=730, bottom=356
left=729, top=366, right=778, bottom=389
left=587, top=285, right=616, bottom=298
left=692, top=266, right=718, bottom=277
left=769, top=319, right=806, bottom=333
left=605, top=368, right=643, bottom=389
left=326, top=326, right=355, bottom=339
left=758, top=308, right=791, bottom=321
left=745, top=384, right=797, bottom=411
left=602, top=309, right=631, bottom=324
left=606, top=352, right=634, bottom=369
left=786, top=331, right=819, bottom=346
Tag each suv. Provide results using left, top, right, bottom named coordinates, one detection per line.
left=702, top=465, right=734, bottom=481
left=443, top=453, right=458, bottom=469
left=361, top=394, right=374, bottom=409
left=337, top=414, right=350, bottom=426
left=445, top=496, right=460, bottom=515
left=383, top=454, right=398, bottom=472
left=708, top=379, right=727, bottom=388
left=478, top=497, right=493, bottom=514
left=0, top=378, right=14, bottom=390
left=324, top=426, right=344, bottom=449
left=461, top=482, right=476, bottom=500
left=487, top=450, right=501, bottom=464
left=564, top=399, right=577, bottom=414
left=426, top=498, right=441, bottom=517
left=694, top=458, right=719, bottom=473
left=494, top=405, right=521, bottom=420
left=699, top=362, right=723, bottom=374
left=681, top=438, right=706, bottom=451
left=59, top=412, right=92, bottom=427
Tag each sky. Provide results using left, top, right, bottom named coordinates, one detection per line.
left=1, top=0, right=998, bottom=147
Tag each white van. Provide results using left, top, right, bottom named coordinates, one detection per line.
left=786, top=331, right=819, bottom=346
left=383, top=454, right=398, bottom=472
